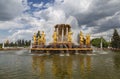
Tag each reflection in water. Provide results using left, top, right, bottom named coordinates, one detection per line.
left=114, top=54, right=120, bottom=70
left=79, top=55, right=91, bottom=79
left=2, top=51, right=120, bottom=79
left=52, top=55, right=73, bottom=79
left=32, top=56, right=45, bottom=79
left=32, top=55, right=91, bottom=79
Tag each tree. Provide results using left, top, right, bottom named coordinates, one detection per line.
left=14, top=42, right=17, bottom=47
left=91, top=37, right=108, bottom=48
left=111, top=29, right=120, bottom=48
left=22, top=39, right=25, bottom=46
left=24, top=40, right=31, bottom=46
left=10, top=42, right=14, bottom=47
left=2, top=39, right=31, bottom=47
left=0, top=43, right=2, bottom=48
left=28, top=40, right=31, bottom=46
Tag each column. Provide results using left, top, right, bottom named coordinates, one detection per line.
left=66, top=26, right=68, bottom=42
left=62, top=26, right=64, bottom=42
left=56, top=27, right=58, bottom=42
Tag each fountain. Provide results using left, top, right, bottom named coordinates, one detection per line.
left=31, top=24, right=93, bottom=54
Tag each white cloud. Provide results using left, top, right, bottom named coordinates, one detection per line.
left=22, top=0, right=30, bottom=11
left=54, top=0, right=93, bottom=15
left=8, top=29, right=33, bottom=41
left=32, top=2, right=43, bottom=8
left=33, top=7, right=66, bottom=24
left=0, top=0, right=25, bottom=21
left=1, top=0, right=120, bottom=43
left=0, top=20, right=23, bottom=30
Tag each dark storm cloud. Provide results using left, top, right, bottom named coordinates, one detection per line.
left=93, top=12, right=120, bottom=33
left=78, top=0, right=119, bottom=24
left=73, top=0, right=120, bottom=33
left=0, top=0, right=24, bottom=21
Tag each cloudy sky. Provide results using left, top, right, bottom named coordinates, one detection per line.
left=0, top=0, right=120, bottom=43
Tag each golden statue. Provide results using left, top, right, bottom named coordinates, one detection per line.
left=38, top=36, right=41, bottom=45
left=80, top=31, right=84, bottom=45
left=33, top=33, right=37, bottom=44
left=86, top=34, right=90, bottom=47
left=67, top=31, right=73, bottom=42
left=41, top=31, right=46, bottom=44
left=52, top=31, right=57, bottom=43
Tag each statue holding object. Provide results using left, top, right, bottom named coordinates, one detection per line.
left=41, top=31, right=46, bottom=44
left=38, top=36, right=41, bottom=45
left=33, top=33, right=37, bottom=45
left=67, top=31, right=73, bottom=43
left=52, top=31, right=58, bottom=43
left=80, top=31, right=84, bottom=47
left=86, top=34, right=90, bottom=47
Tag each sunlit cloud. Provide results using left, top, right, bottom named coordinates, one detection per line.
left=0, top=0, right=120, bottom=43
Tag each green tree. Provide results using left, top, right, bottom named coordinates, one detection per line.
left=111, top=29, right=120, bottom=48
left=28, top=40, right=31, bottom=46
left=22, top=39, right=25, bottom=46
left=91, top=37, right=108, bottom=48
left=10, top=42, right=14, bottom=47
left=14, top=42, right=17, bottom=47
left=0, top=43, right=2, bottom=48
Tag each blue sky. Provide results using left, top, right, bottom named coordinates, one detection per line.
left=28, top=0, right=54, bottom=4
left=0, top=0, right=120, bottom=43
left=27, top=0, right=54, bottom=12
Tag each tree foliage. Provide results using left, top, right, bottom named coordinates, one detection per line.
left=0, top=43, right=2, bottom=48
left=91, top=37, right=108, bottom=48
left=111, top=29, right=120, bottom=48
left=5, top=39, right=31, bottom=47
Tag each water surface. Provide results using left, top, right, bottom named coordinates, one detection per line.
left=0, top=50, right=120, bottom=79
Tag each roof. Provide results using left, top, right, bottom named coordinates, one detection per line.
left=54, top=24, right=71, bottom=28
